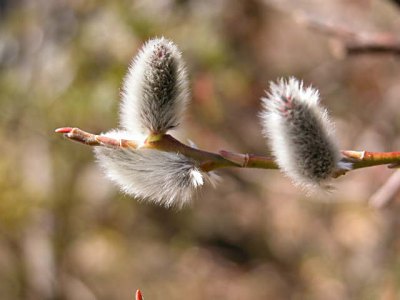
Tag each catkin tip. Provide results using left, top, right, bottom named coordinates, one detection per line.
left=120, top=37, right=189, bottom=137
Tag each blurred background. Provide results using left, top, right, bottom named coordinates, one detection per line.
left=1, top=0, right=400, bottom=299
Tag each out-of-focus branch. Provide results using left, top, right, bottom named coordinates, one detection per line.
left=296, top=16, right=400, bottom=55
left=264, top=1, right=400, bottom=56
left=55, top=127, right=400, bottom=177
left=369, top=170, right=400, bottom=208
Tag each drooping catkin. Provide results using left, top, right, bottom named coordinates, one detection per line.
left=94, top=130, right=216, bottom=208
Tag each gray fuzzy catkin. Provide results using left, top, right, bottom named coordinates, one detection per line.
left=120, top=37, right=189, bottom=136
left=260, top=77, right=349, bottom=189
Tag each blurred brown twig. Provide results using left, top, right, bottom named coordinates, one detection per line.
left=264, top=1, right=400, bottom=56
left=296, top=15, right=400, bottom=55
left=369, top=170, right=400, bottom=208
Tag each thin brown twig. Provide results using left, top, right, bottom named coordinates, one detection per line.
left=55, top=127, right=400, bottom=177
left=55, top=127, right=138, bottom=148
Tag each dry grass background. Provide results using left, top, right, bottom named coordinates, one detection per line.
left=1, top=0, right=400, bottom=299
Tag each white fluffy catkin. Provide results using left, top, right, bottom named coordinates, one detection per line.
left=94, top=130, right=215, bottom=208
left=260, top=77, right=348, bottom=189
left=93, top=39, right=217, bottom=208
left=120, top=37, right=189, bottom=136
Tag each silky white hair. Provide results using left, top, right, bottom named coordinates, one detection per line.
left=92, top=38, right=214, bottom=208
left=260, top=77, right=350, bottom=189
left=120, top=37, right=189, bottom=136
left=95, top=147, right=212, bottom=209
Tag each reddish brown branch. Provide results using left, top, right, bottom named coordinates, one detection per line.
left=341, top=150, right=400, bottom=169
left=55, top=127, right=138, bottom=149
left=56, top=127, right=400, bottom=176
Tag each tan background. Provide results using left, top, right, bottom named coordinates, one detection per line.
left=1, top=0, right=400, bottom=299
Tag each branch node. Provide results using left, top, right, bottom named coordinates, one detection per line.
left=219, top=150, right=248, bottom=167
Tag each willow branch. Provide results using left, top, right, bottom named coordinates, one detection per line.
left=55, top=127, right=138, bottom=149
left=55, top=127, right=400, bottom=176
left=341, top=150, right=400, bottom=169
left=55, top=127, right=241, bottom=171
